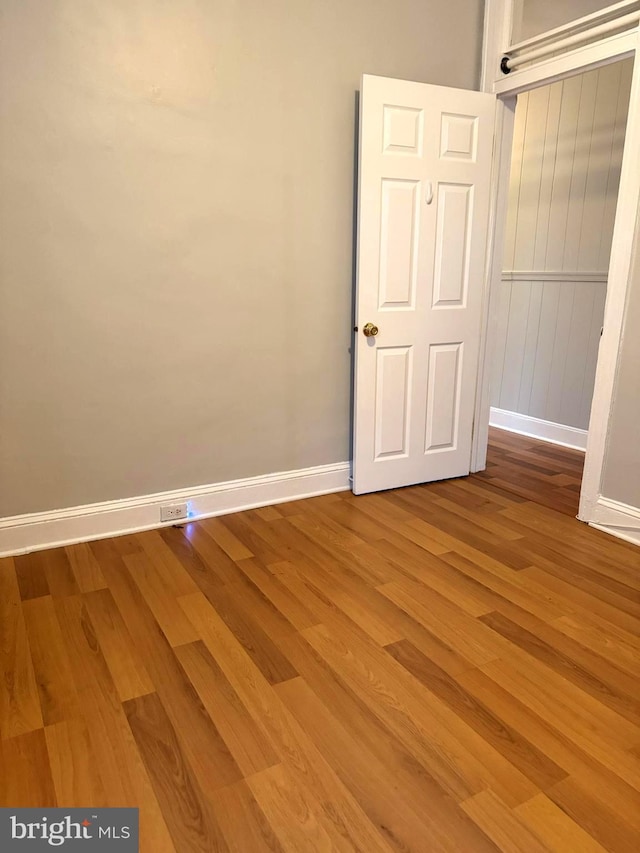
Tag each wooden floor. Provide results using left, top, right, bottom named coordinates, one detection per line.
left=481, top=427, right=586, bottom=516
left=1, top=429, right=639, bottom=852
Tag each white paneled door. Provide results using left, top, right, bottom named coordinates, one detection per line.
left=353, top=75, right=495, bottom=494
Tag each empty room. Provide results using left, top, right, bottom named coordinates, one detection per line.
left=1, top=2, right=639, bottom=852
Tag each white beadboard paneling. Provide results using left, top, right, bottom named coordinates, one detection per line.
left=493, top=60, right=632, bottom=433
left=533, top=81, right=563, bottom=270
left=563, top=69, right=598, bottom=271
left=507, top=62, right=632, bottom=274
left=503, top=91, right=529, bottom=270
left=513, top=85, right=549, bottom=270
left=545, top=282, right=575, bottom=424
left=559, top=281, right=596, bottom=426
left=517, top=280, right=543, bottom=412
left=499, top=282, right=531, bottom=411
left=490, top=279, right=512, bottom=407
left=496, top=277, right=608, bottom=430
left=529, top=279, right=562, bottom=419
left=545, top=73, right=583, bottom=271
left=598, top=61, right=633, bottom=270
left=578, top=61, right=622, bottom=271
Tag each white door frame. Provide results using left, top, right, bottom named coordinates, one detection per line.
left=473, top=0, right=640, bottom=527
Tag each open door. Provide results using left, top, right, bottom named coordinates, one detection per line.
left=353, top=75, right=496, bottom=495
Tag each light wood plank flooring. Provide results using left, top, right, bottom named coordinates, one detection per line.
left=1, top=428, right=639, bottom=852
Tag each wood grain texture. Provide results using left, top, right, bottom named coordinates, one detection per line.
left=64, top=542, right=108, bottom=593
left=13, top=551, right=50, bottom=601
left=210, top=779, right=284, bottom=853
left=83, top=587, right=155, bottom=702
left=0, top=728, right=57, bottom=807
left=124, top=691, right=227, bottom=853
left=514, top=792, right=609, bottom=853
left=0, top=558, right=42, bottom=739
left=21, top=595, right=79, bottom=726
left=45, top=717, right=107, bottom=806
left=174, top=640, right=279, bottom=777
left=1, top=431, right=638, bottom=851
left=51, top=592, right=176, bottom=852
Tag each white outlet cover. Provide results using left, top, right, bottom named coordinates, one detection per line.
left=160, top=503, right=188, bottom=522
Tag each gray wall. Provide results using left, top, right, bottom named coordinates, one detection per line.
left=601, top=204, right=640, bottom=509
left=0, top=0, right=484, bottom=517
left=491, top=61, right=632, bottom=429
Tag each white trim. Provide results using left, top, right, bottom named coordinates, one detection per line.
left=502, top=270, right=608, bottom=283
left=482, top=0, right=516, bottom=91
left=592, top=494, right=640, bottom=524
left=580, top=45, right=640, bottom=522
left=489, top=408, right=588, bottom=450
left=589, top=495, right=640, bottom=546
left=476, top=3, right=640, bottom=534
left=589, top=523, right=640, bottom=546
left=0, top=462, right=351, bottom=557
left=493, top=28, right=637, bottom=95
left=504, top=10, right=640, bottom=71
left=471, top=95, right=516, bottom=472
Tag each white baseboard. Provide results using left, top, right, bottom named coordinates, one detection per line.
left=588, top=495, right=640, bottom=546
left=489, top=407, right=588, bottom=451
left=0, top=461, right=351, bottom=557
left=589, top=523, right=640, bottom=547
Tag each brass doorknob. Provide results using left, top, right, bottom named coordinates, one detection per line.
left=363, top=322, right=379, bottom=337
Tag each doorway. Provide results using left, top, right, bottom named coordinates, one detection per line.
left=488, top=59, right=634, bottom=501
left=473, top=2, right=640, bottom=536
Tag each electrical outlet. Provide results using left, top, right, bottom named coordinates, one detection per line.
left=160, top=503, right=188, bottom=522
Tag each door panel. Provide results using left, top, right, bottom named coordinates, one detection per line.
left=433, top=183, right=473, bottom=306
left=353, top=75, right=495, bottom=494
left=374, top=346, right=413, bottom=459
left=425, top=342, right=463, bottom=452
left=383, top=105, right=424, bottom=155
left=379, top=179, right=420, bottom=309
left=440, top=113, right=479, bottom=161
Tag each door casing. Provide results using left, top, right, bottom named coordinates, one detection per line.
left=473, top=0, right=640, bottom=528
